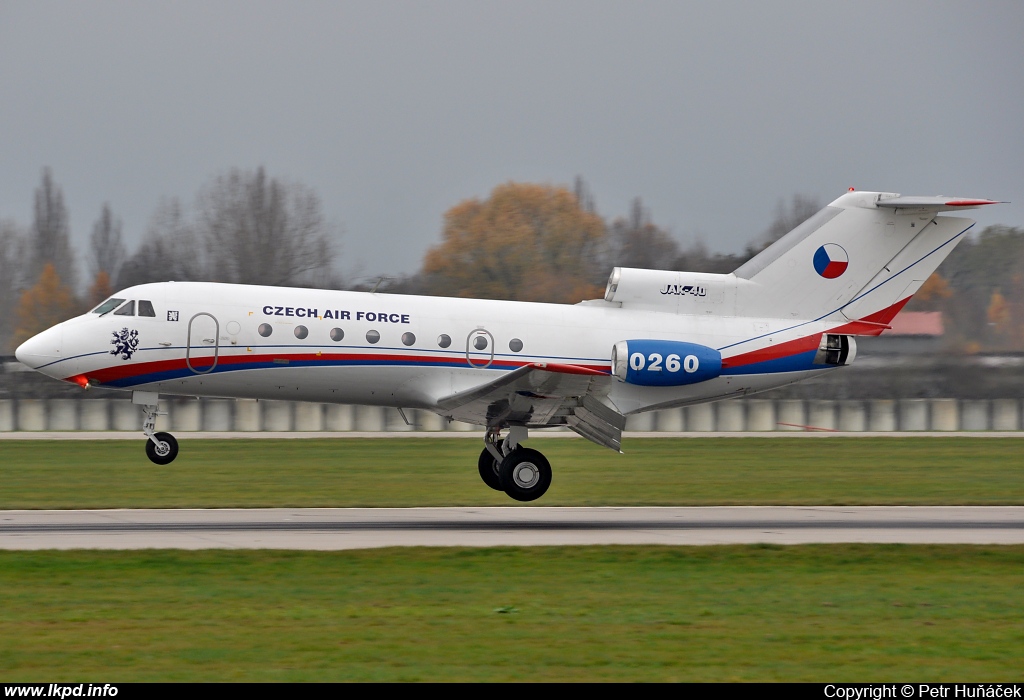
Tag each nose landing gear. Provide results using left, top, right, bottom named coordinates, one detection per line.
left=479, top=427, right=551, bottom=502
left=134, top=391, right=178, bottom=465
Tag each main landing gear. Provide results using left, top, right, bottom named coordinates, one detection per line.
left=479, top=427, right=552, bottom=502
left=134, top=391, right=179, bottom=465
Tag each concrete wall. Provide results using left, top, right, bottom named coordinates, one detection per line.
left=625, top=411, right=655, bottom=431
left=931, top=399, right=959, bottom=431
left=776, top=400, right=806, bottom=431
left=294, top=402, right=324, bottom=432
left=961, top=400, right=990, bottom=431
left=868, top=400, right=897, bottom=432
left=899, top=399, right=929, bottom=432
left=992, top=399, right=1020, bottom=431
left=685, top=403, right=715, bottom=432
left=79, top=400, right=110, bottom=431
left=235, top=400, right=262, bottom=432
left=2, top=397, right=1023, bottom=433
left=746, top=400, right=775, bottom=431
left=807, top=400, right=836, bottom=431
left=0, top=399, right=15, bottom=431
left=48, top=399, right=78, bottom=430
left=837, top=401, right=866, bottom=432
left=263, top=401, right=293, bottom=431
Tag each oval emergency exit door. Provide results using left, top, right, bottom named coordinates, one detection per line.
left=186, top=312, right=219, bottom=374
left=465, top=328, right=495, bottom=368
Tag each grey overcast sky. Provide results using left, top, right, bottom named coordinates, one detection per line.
left=1, top=0, right=1022, bottom=280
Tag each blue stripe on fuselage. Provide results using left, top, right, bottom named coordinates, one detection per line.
left=101, top=355, right=508, bottom=388
left=721, top=350, right=823, bottom=375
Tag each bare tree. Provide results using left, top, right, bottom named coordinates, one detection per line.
left=754, top=193, right=823, bottom=253
left=196, top=167, right=337, bottom=288
left=88, top=203, right=126, bottom=282
left=116, top=198, right=203, bottom=289
left=0, top=220, right=28, bottom=351
left=29, top=168, right=77, bottom=291
left=606, top=197, right=681, bottom=271
left=116, top=170, right=339, bottom=290
left=573, top=175, right=596, bottom=214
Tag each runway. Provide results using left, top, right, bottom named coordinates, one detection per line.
left=1, top=506, right=1023, bottom=549
left=4, top=431, right=1024, bottom=439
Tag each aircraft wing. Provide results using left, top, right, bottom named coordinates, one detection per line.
left=435, top=363, right=626, bottom=451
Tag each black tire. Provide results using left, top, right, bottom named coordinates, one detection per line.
left=477, top=445, right=504, bottom=491
left=498, top=448, right=552, bottom=502
left=145, top=432, right=179, bottom=465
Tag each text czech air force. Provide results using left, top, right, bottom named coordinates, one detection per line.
left=262, top=305, right=411, bottom=323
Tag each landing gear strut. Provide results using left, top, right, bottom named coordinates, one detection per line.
left=478, top=427, right=551, bottom=502
left=134, top=391, right=178, bottom=465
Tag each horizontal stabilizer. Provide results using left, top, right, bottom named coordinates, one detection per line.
left=875, top=195, right=1002, bottom=211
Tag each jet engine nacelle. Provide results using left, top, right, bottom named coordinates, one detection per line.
left=612, top=340, right=722, bottom=387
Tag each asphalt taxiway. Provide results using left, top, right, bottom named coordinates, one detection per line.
left=1, top=506, right=1022, bottom=549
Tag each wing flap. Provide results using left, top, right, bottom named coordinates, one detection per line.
left=435, top=364, right=624, bottom=451
left=566, top=395, right=626, bottom=452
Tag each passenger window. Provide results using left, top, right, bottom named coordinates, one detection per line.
left=509, top=338, right=524, bottom=352
left=113, top=300, right=135, bottom=316
left=437, top=334, right=452, bottom=348
left=138, top=300, right=156, bottom=317
left=93, top=298, right=125, bottom=315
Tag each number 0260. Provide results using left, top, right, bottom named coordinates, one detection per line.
left=629, top=352, right=699, bottom=373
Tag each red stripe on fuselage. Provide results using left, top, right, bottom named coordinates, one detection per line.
left=723, top=297, right=917, bottom=366
left=721, top=333, right=822, bottom=370
left=65, top=351, right=610, bottom=386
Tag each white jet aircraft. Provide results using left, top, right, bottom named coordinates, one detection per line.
left=15, top=190, right=999, bottom=501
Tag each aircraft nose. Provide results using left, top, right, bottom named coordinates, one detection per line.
left=15, top=324, right=63, bottom=369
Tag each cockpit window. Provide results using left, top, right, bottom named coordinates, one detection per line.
left=93, top=298, right=126, bottom=315
left=113, top=300, right=136, bottom=316
left=138, top=300, right=156, bottom=317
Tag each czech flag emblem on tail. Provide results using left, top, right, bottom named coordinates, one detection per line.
left=813, top=244, right=849, bottom=279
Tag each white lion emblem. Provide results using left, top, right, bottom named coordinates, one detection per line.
left=110, top=327, right=140, bottom=360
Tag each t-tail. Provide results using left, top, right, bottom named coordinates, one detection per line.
left=603, top=190, right=1001, bottom=332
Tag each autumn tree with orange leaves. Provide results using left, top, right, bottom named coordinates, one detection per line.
left=421, top=183, right=607, bottom=303
left=13, top=263, right=79, bottom=349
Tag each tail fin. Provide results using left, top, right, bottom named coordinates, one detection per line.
left=732, top=191, right=999, bottom=325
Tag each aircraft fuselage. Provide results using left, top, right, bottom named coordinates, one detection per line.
left=17, top=282, right=836, bottom=417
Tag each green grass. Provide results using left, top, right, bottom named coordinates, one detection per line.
left=1, top=546, right=1022, bottom=681
left=2, top=439, right=1022, bottom=681
left=1, top=437, right=1022, bottom=508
